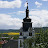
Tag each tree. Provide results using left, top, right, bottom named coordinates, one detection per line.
left=35, top=28, right=48, bottom=48
left=23, top=38, right=34, bottom=48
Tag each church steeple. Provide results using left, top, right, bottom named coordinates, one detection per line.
left=26, top=2, right=29, bottom=18
left=22, top=0, right=32, bottom=31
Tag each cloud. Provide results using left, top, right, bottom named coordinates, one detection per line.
left=0, top=0, right=22, bottom=8
left=42, top=0, right=48, bottom=1
left=0, top=14, right=22, bottom=29
left=8, top=10, right=25, bottom=14
left=9, top=9, right=48, bottom=27
left=17, top=11, right=25, bottom=15
left=35, top=1, right=42, bottom=8
left=0, top=9, right=48, bottom=29
left=8, top=12, right=17, bottom=14
left=29, top=9, right=48, bottom=27
left=8, top=11, right=25, bottom=15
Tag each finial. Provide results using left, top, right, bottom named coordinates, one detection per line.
left=26, top=0, right=28, bottom=9
left=26, top=0, right=28, bottom=6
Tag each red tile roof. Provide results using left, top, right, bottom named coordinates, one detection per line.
left=0, top=41, right=4, bottom=44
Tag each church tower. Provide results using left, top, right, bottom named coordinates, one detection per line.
left=19, top=1, right=34, bottom=48
left=22, top=2, right=32, bottom=31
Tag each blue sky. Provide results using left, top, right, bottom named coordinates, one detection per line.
left=0, top=0, right=48, bottom=29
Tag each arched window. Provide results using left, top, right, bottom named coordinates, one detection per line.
left=29, top=33, right=32, bottom=36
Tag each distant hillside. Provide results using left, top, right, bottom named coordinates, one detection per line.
left=0, top=29, right=20, bottom=33
left=0, top=27, right=48, bottom=33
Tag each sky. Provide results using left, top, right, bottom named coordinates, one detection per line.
left=0, top=0, right=48, bottom=29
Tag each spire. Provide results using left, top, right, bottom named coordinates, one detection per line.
left=26, top=0, right=29, bottom=18
left=27, top=1, right=28, bottom=9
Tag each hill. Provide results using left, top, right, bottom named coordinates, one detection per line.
left=0, top=29, right=20, bottom=33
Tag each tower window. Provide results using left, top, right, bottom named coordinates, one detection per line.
left=29, top=33, right=32, bottom=36
left=20, top=40, right=22, bottom=47
left=23, top=37, right=27, bottom=39
left=20, top=32, right=22, bottom=36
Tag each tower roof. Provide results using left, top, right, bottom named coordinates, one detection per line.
left=26, top=0, right=29, bottom=18
left=23, top=0, right=31, bottom=20
left=22, top=0, right=32, bottom=32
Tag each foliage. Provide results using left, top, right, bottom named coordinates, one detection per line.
left=35, top=28, right=48, bottom=43
left=23, top=28, right=48, bottom=48
left=35, top=28, right=48, bottom=48
left=0, top=44, right=2, bottom=48
left=23, top=38, right=34, bottom=48
left=13, top=36, right=19, bottom=39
